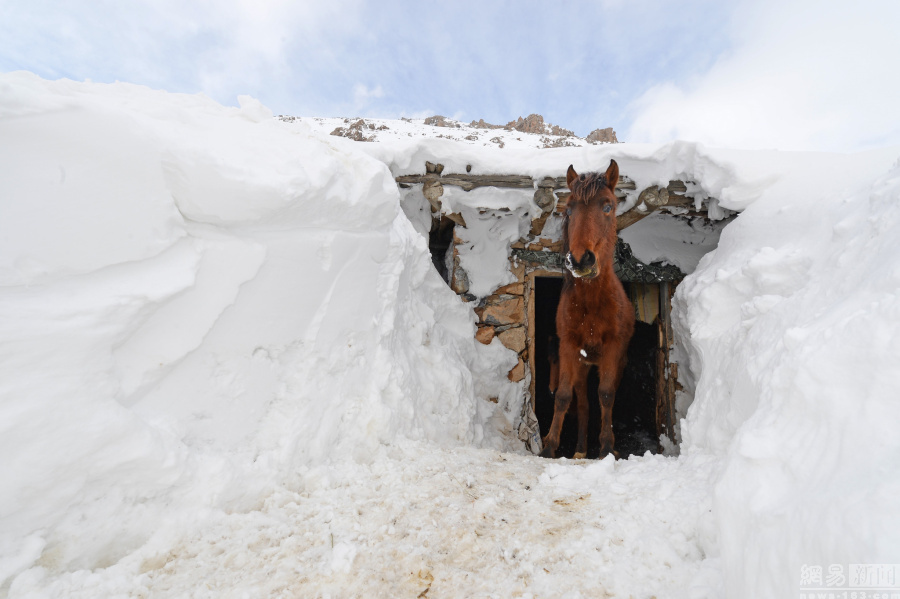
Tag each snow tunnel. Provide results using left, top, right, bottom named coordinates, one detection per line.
left=399, top=165, right=734, bottom=458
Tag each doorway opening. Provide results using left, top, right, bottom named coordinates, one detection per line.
left=428, top=218, right=456, bottom=283
left=532, top=276, right=661, bottom=459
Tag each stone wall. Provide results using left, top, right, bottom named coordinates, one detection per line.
left=399, top=163, right=707, bottom=386
left=396, top=163, right=734, bottom=452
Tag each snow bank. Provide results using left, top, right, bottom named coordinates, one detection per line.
left=0, top=72, right=520, bottom=585
left=674, top=153, right=900, bottom=596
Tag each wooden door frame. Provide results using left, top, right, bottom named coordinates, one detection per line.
left=526, top=270, right=680, bottom=449
left=525, top=268, right=563, bottom=409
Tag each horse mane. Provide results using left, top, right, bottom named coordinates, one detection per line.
left=570, top=172, right=609, bottom=205
left=561, top=213, right=573, bottom=285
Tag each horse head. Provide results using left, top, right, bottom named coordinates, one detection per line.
left=562, top=160, right=620, bottom=279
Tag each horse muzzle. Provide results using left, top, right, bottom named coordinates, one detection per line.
left=565, top=251, right=599, bottom=279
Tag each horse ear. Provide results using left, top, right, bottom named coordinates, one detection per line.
left=605, top=159, right=619, bottom=191
left=566, top=165, right=578, bottom=190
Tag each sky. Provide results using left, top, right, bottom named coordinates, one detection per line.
left=1, top=0, right=898, bottom=152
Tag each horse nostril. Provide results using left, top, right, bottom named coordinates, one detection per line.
left=581, top=251, right=596, bottom=268
left=565, top=251, right=597, bottom=275
left=572, top=251, right=595, bottom=269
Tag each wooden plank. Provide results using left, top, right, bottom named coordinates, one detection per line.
left=395, top=174, right=534, bottom=190
left=629, top=282, right=660, bottom=325
left=666, top=283, right=678, bottom=445
left=654, top=281, right=679, bottom=448
left=526, top=271, right=537, bottom=409
left=617, top=208, right=656, bottom=231
left=667, top=180, right=688, bottom=194
left=655, top=282, right=669, bottom=449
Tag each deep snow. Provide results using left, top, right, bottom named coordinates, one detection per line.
left=10, top=443, right=719, bottom=598
left=2, top=72, right=899, bottom=598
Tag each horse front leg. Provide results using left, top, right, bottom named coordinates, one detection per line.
left=541, top=345, right=588, bottom=458
left=572, top=372, right=590, bottom=459
left=597, top=347, right=627, bottom=460
left=597, top=389, right=617, bottom=460
left=540, top=377, right=572, bottom=458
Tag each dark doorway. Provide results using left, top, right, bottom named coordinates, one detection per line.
left=533, top=277, right=659, bottom=459
left=428, top=218, right=455, bottom=283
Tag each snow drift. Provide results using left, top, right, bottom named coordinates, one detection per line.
left=0, top=72, right=520, bottom=585
left=675, top=154, right=900, bottom=597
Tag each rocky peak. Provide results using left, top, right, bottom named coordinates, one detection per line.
left=470, top=118, right=503, bottom=130
left=586, top=127, right=618, bottom=144
left=505, top=114, right=547, bottom=134
left=425, top=115, right=461, bottom=128
left=329, top=118, right=389, bottom=142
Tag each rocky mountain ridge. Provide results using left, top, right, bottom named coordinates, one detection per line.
left=280, top=113, right=617, bottom=149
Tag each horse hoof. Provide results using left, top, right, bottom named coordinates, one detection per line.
left=572, top=452, right=586, bottom=460
left=539, top=446, right=555, bottom=459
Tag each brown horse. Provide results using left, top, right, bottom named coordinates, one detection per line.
left=540, top=160, right=635, bottom=460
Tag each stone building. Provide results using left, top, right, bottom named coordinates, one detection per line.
left=397, top=161, right=733, bottom=458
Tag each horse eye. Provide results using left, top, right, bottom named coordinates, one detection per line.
left=566, top=208, right=572, bottom=216
left=603, top=204, right=612, bottom=213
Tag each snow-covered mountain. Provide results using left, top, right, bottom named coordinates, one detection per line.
left=287, top=112, right=617, bottom=149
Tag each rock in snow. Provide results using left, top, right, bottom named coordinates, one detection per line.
left=1, top=72, right=899, bottom=598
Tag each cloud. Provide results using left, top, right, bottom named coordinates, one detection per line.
left=399, top=109, right=437, bottom=120
left=352, top=83, right=385, bottom=111
left=2, top=0, right=736, bottom=133
left=0, top=0, right=360, bottom=106
left=626, top=0, right=900, bottom=151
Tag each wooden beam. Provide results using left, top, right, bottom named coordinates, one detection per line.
left=395, top=173, right=534, bottom=191
left=617, top=208, right=656, bottom=231
left=395, top=173, right=639, bottom=193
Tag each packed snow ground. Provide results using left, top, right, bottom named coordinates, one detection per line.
left=15, top=443, right=717, bottom=598
left=2, top=72, right=900, bottom=598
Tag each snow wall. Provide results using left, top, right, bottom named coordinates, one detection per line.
left=0, top=72, right=521, bottom=584
left=3, top=72, right=900, bottom=598
left=674, top=152, right=900, bottom=596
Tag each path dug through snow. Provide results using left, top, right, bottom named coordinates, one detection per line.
left=23, top=446, right=716, bottom=599
left=6, top=74, right=900, bottom=599
left=2, top=74, right=723, bottom=599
